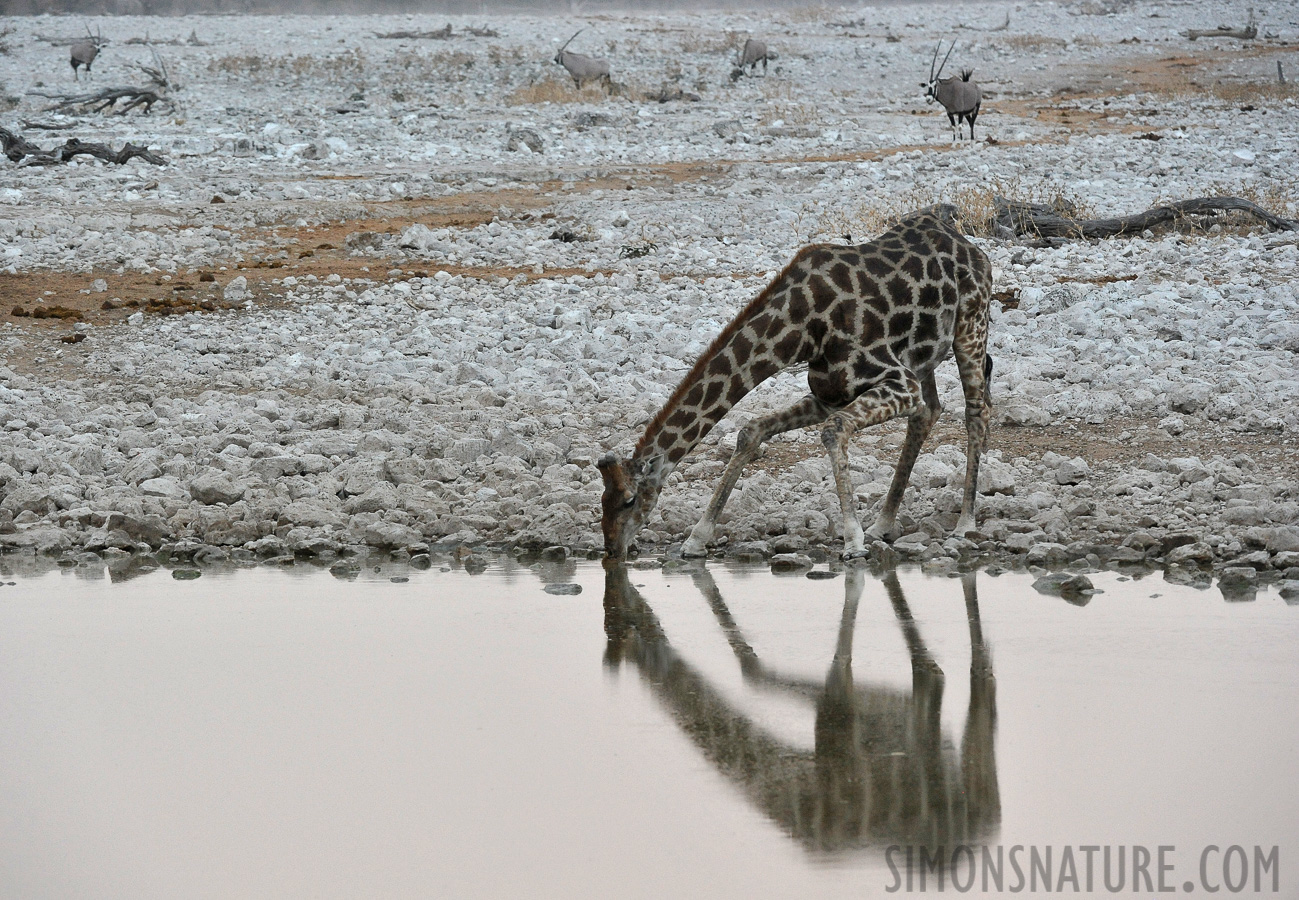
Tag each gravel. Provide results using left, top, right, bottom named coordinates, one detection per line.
left=0, top=2, right=1296, bottom=585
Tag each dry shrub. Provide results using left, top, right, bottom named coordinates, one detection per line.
left=813, top=178, right=1095, bottom=242
left=759, top=101, right=821, bottom=126
left=678, top=30, right=741, bottom=56
left=1210, top=79, right=1299, bottom=104
left=486, top=44, right=525, bottom=66
left=783, top=4, right=833, bottom=23
left=208, top=49, right=366, bottom=83
left=392, top=49, right=477, bottom=83
left=759, top=80, right=796, bottom=102
left=1001, top=33, right=1068, bottom=52
left=507, top=76, right=608, bottom=106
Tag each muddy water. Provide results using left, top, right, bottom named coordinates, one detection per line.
left=1, top=560, right=1295, bottom=899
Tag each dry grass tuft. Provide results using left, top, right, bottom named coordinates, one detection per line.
left=506, top=77, right=609, bottom=106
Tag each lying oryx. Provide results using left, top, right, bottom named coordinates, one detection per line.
left=923, top=41, right=982, bottom=143
left=553, top=29, right=612, bottom=89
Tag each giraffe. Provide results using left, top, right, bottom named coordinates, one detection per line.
left=598, top=204, right=993, bottom=560
left=601, top=561, right=1001, bottom=853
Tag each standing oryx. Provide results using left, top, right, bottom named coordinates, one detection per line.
left=70, top=25, right=106, bottom=81
left=923, top=41, right=982, bottom=143
left=730, top=38, right=769, bottom=80
left=553, top=30, right=612, bottom=90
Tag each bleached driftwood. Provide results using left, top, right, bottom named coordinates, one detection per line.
left=995, top=195, right=1298, bottom=239
left=0, top=127, right=165, bottom=166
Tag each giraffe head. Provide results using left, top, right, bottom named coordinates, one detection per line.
left=597, top=453, right=665, bottom=559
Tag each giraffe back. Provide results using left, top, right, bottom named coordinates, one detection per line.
left=737, top=206, right=990, bottom=408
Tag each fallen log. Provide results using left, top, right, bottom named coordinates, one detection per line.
left=995, top=195, right=1298, bottom=239
left=373, top=25, right=454, bottom=40
left=1185, top=24, right=1257, bottom=40
left=0, top=127, right=165, bottom=166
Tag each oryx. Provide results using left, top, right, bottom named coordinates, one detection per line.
left=70, top=25, right=106, bottom=81
left=732, top=38, right=769, bottom=79
left=923, top=41, right=982, bottom=143
left=553, top=29, right=612, bottom=89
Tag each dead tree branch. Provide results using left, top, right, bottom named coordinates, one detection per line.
left=34, top=85, right=165, bottom=115
left=995, top=195, right=1298, bottom=239
left=0, top=127, right=44, bottom=161
left=0, top=127, right=165, bottom=166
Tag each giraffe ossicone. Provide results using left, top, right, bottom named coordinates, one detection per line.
left=599, top=204, right=994, bottom=560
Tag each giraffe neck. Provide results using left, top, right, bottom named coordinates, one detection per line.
left=633, top=297, right=799, bottom=475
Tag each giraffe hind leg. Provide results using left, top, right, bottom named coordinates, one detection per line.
left=681, top=394, right=830, bottom=557
left=953, top=338, right=991, bottom=537
left=820, top=371, right=923, bottom=558
left=866, top=368, right=941, bottom=545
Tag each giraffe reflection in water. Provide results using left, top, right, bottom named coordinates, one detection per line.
left=602, top=562, right=1000, bottom=854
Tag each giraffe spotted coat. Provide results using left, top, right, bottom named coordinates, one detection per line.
left=600, top=204, right=994, bottom=559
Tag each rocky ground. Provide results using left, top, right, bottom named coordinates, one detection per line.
left=0, top=1, right=1297, bottom=592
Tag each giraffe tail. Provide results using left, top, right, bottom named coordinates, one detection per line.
left=983, top=354, right=994, bottom=408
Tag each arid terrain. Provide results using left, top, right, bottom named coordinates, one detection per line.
left=1, top=0, right=1297, bottom=584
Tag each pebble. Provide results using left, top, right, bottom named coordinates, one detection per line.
left=0, top=6, right=1295, bottom=571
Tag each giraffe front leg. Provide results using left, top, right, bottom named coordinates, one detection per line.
left=821, top=374, right=921, bottom=558
left=953, top=395, right=988, bottom=537
left=682, top=395, right=829, bottom=557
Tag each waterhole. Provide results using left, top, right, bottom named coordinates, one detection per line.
left=1, top=560, right=1295, bottom=898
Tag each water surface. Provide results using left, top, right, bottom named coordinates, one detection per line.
left=2, top=560, right=1295, bottom=898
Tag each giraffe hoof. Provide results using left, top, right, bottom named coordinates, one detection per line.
left=680, top=539, right=709, bottom=558
left=842, top=548, right=871, bottom=561
left=864, top=525, right=903, bottom=544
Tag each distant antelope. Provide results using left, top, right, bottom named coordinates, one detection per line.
left=730, top=38, right=769, bottom=81
left=553, top=30, right=612, bottom=90
left=923, top=41, right=982, bottom=143
left=70, top=25, right=105, bottom=81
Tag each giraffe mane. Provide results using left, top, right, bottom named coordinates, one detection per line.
left=633, top=248, right=815, bottom=461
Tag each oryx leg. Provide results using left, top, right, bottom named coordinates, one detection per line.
left=681, top=394, right=831, bottom=557
left=952, top=329, right=991, bottom=536
left=865, top=368, right=940, bottom=546
left=821, top=370, right=924, bottom=558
